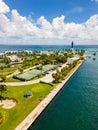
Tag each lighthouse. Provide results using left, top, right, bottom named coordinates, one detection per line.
left=71, top=41, right=74, bottom=49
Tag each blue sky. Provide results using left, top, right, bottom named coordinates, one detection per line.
left=0, top=0, right=98, bottom=45
left=4, top=0, right=98, bottom=23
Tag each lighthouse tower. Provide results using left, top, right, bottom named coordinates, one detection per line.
left=71, top=41, right=74, bottom=52
left=71, top=41, right=74, bottom=49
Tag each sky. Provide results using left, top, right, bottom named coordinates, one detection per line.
left=0, top=0, right=98, bottom=45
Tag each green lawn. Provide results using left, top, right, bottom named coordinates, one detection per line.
left=6, top=77, right=21, bottom=82
left=0, top=83, right=57, bottom=130
left=1, top=67, right=17, bottom=77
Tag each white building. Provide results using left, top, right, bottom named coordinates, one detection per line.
left=24, top=50, right=32, bottom=54
left=7, top=55, right=22, bottom=63
left=67, top=55, right=80, bottom=64
left=40, top=51, right=53, bottom=55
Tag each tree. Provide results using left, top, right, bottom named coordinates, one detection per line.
left=0, top=75, right=6, bottom=82
left=24, top=90, right=32, bottom=98
left=3, top=56, right=11, bottom=64
left=0, top=112, right=3, bottom=124
left=0, top=66, right=4, bottom=74
left=52, top=70, right=63, bottom=83
left=18, top=67, right=23, bottom=73
left=37, top=65, right=43, bottom=75
left=0, top=84, right=7, bottom=101
left=40, top=65, right=43, bottom=75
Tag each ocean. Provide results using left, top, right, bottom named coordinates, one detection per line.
left=0, top=44, right=98, bottom=53
left=1, top=44, right=98, bottom=130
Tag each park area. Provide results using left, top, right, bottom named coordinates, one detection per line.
left=0, top=83, right=57, bottom=130
left=14, top=64, right=57, bottom=81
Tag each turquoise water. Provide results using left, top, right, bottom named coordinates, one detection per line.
left=0, top=45, right=98, bottom=52
left=29, top=53, right=98, bottom=130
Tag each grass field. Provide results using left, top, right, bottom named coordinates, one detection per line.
left=0, top=66, right=19, bottom=77
left=0, top=68, right=15, bottom=77
left=0, top=83, right=57, bottom=130
left=6, top=77, right=21, bottom=82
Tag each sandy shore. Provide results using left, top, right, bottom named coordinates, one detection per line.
left=15, top=61, right=84, bottom=130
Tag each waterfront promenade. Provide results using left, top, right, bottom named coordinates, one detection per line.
left=15, top=61, right=83, bottom=130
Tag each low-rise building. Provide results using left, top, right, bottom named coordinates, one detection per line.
left=67, top=55, right=80, bottom=64
left=40, top=51, right=54, bottom=55
left=7, top=55, right=22, bottom=64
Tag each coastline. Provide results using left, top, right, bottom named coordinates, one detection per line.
left=15, top=60, right=84, bottom=130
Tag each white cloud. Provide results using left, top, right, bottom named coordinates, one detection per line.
left=66, top=6, right=83, bottom=16
left=0, top=0, right=98, bottom=44
left=73, top=7, right=83, bottom=13
left=0, top=0, right=10, bottom=13
left=71, top=7, right=83, bottom=13
left=91, top=0, right=98, bottom=2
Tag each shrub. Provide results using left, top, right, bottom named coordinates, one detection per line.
left=40, top=81, right=53, bottom=87
left=24, top=91, right=33, bottom=98
left=0, top=113, right=3, bottom=125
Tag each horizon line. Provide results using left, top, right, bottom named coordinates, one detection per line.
left=0, top=44, right=98, bottom=46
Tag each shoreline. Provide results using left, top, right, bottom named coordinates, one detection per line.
left=15, top=61, right=84, bottom=130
